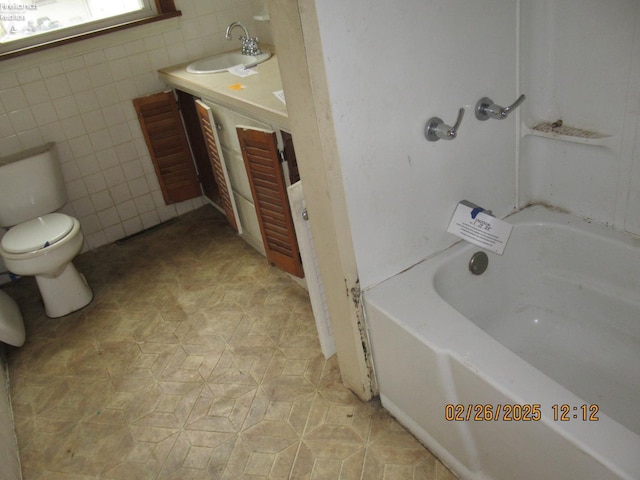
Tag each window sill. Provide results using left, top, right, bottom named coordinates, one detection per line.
left=0, top=11, right=182, bottom=62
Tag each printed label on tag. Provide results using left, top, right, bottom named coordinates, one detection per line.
left=447, top=203, right=513, bottom=255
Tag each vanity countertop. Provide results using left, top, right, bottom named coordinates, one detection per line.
left=158, top=52, right=289, bottom=129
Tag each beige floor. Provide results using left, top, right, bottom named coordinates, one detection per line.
left=2, top=205, right=455, bottom=480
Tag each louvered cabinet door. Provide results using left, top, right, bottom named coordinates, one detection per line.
left=133, top=91, right=201, bottom=204
left=195, top=100, right=241, bottom=232
left=237, top=127, right=304, bottom=278
left=175, top=90, right=220, bottom=204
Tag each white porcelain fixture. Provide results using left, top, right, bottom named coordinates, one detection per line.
left=0, top=289, right=24, bottom=346
left=365, top=204, right=640, bottom=480
left=0, top=144, right=92, bottom=318
left=186, top=50, right=271, bottom=74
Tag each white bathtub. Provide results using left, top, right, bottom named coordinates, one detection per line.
left=364, top=204, right=640, bottom=480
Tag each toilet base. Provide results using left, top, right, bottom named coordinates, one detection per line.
left=35, top=262, right=93, bottom=318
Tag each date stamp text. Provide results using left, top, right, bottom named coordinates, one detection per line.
left=444, top=404, right=599, bottom=422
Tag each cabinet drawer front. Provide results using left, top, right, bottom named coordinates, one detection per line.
left=202, top=101, right=271, bottom=154
left=233, top=192, right=265, bottom=256
left=221, top=145, right=253, bottom=200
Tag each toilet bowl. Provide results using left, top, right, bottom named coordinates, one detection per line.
left=0, top=214, right=92, bottom=318
left=0, top=143, right=93, bottom=318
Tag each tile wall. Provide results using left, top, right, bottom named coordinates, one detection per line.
left=0, top=0, right=264, bottom=280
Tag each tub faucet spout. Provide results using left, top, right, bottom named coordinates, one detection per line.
left=225, top=21, right=262, bottom=56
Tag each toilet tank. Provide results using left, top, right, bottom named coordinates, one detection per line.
left=0, top=143, right=67, bottom=227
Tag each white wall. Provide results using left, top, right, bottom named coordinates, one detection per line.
left=519, top=0, right=640, bottom=233
left=312, top=0, right=519, bottom=289
left=0, top=0, right=261, bottom=257
left=313, top=0, right=640, bottom=291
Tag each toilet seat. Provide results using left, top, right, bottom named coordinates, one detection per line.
left=1, top=213, right=74, bottom=254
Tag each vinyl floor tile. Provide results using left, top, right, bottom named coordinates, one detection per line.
left=3, top=206, right=453, bottom=479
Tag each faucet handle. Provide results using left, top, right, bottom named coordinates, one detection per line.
left=475, top=94, right=526, bottom=121
left=425, top=108, right=465, bottom=142
left=242, top=37, right=262, bottom=56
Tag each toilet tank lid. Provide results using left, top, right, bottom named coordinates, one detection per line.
left=1, top=213, right=74, bottom=254
left=0, top=142, right=54, bottom=167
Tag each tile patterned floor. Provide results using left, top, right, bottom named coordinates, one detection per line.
left=2, top=206, right=455, bottom=479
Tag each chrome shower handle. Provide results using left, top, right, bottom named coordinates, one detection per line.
left=475, top=94, right=526, bottom=121
left=425, top=108, right=465, bottom=142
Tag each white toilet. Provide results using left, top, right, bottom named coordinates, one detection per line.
left=0, top=289, right=24, bottom=347
left=0, top=143, right=92, bottom=318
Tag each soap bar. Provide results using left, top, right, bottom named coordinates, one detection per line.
left=447, top=202, right=513, bottom=255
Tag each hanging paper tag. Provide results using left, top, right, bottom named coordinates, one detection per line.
left=227, top=65, right=258, bottom=77
left=447, top=202, right=513, bottom=255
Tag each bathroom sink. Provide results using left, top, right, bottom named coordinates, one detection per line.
left=186, top=51, right=271, bottom=74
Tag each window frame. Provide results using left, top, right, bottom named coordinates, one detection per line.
left=0, top=0, right=180, bottom=61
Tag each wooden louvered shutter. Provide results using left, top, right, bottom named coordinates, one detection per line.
left=133, top=91, right=201, bottom=204
left=175, top=90, right=220, bottom=204
left=194, top=100, right=240, bottom=232
left=237, top=127, right=304, bottom=278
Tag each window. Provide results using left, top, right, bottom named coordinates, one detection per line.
left=0, top=0, right=180, bottom=59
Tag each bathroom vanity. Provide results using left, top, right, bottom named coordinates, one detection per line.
left=154, top=53, right=303, bottom=277
left=158, top=50, right=288, bottom=129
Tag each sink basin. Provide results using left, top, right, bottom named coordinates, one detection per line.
left=186, top=51, right=271, bottom=74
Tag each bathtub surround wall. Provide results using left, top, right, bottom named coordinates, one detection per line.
left=0, top=0, right=261, bottom=264
left=311, top=0, right=519, bottom=289
left=519, top=0, right=640, bottom=235
left=307, top=0, right=640, bottom=291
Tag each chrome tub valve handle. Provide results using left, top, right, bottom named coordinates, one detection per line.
left=425, top=108, right=465, bottom=142
left=475, top=94, right=526, bottom=121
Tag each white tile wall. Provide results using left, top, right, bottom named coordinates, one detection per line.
left=0, top=0, right=261, bottom=256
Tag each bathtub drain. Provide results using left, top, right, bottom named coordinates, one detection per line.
left=469, top=251, right=489, bottom=275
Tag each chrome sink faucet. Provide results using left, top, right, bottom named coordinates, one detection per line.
left=225, top=21, right=262, bottom=56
